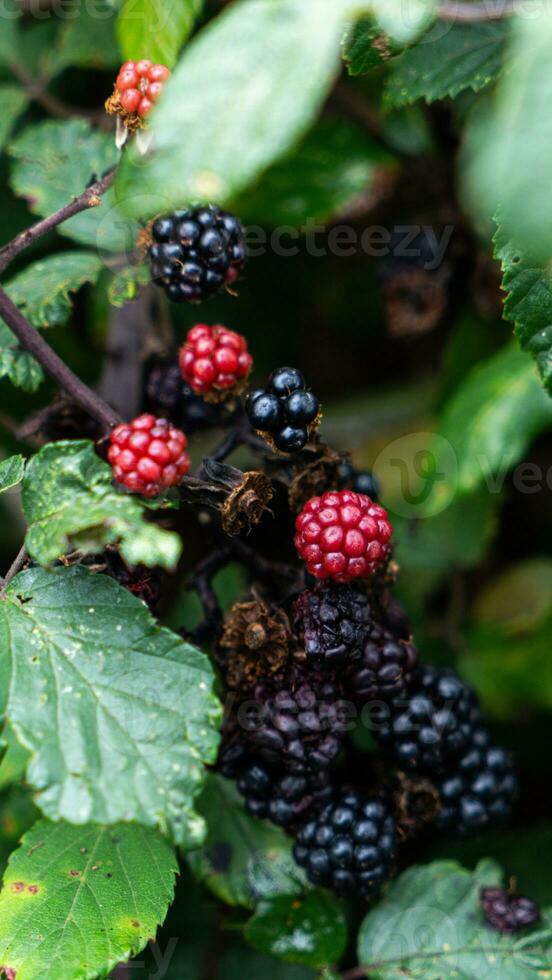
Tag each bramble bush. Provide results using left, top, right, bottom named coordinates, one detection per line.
left=0, top=1, right=551, bottom=978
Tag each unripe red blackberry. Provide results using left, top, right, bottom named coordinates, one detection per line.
left=106, top=60, right=170, bottom=129
left=294, top=490, right=392, bottom=582
left=149, top=205, right=247, bottom=303
left=293, top=583, right=374, bottom=668
left=480, top=887, right=540, bottom=934
left=293, top=790, right=397, bottom=899
left=108, top=413, right=190, bottom=497
left=179, top=323, right=253, bottom=399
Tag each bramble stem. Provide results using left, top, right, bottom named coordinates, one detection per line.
left=0, top=544, right=28, bottom=594
left=0, top=286, right=119, bottom=430
left=0, top=168, right=116, bottom=275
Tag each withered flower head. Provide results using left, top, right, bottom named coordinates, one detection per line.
left=288, top=445, right=351, bottom=512
left=222, top=470, right=273, bottom=535
left=220, top=594, right=291, bottom=690
left=393, top=771, right=441, bottom=840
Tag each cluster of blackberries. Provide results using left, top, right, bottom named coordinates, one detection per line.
left=149, top=205, right=247, bottom=304
left=246, top=367, right=320, bottom=453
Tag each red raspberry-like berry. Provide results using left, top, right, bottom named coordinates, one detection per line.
left=294, top=490, right=392, bottom=582
left=179, top=323, right=253, bottom=397
left=114, top=60, right=170, bottom=118
left=108, top=414, right=190, bottom=498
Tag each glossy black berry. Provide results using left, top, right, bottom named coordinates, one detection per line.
left=284, top=390, right=319, bottom=425
left=374, top=665, right=484, bottom=773
left=293, top=790, right=397, bottom=899
left=435, top=729, right=518, bottom=836
left=353, top=471, right=380, bottom=500
left=149, top=205, right=246, bottom=303
left=246, top=392, right=282, bottom=431
left=293, top=583, right=375, bottom=668
left=274, top=425, right=308, bottom=452
left=269, top=367, right=305, bottom=396
left=345, top=624, right=419, bottom=701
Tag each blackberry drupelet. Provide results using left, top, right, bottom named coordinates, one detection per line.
left=480, top=887, right=540, bottom=934
left=240, top=664, right=347, bottom=773
left=149, top=205, right=246, bottom=303
left=374, top=665, right=483, bottom=773
left=293, top=583, right=375, bottom=668
left=338, top=461, right=380, bottom=501
left=345, top=624, right=419, bottom=701
left=436, top=729, right=518, bottom=836
left=146, top=361, right=223, bottom=431
left=293, top=790, right=397, bottom=899
left=246, top=367, right=320, bottom=453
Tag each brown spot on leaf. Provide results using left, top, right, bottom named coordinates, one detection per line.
left=11, top=882, right=25, bottom=893
left=69, top=870, right=81, bottom=878
left=27, top=885, right=39, bottom=895
left=131, top=920, right=140, bottom=929
left=0, top=966, right=17, bottom=979
left=106, top=873, right=113, bottom=879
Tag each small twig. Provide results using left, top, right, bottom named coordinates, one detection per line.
left=0, top=286, right=119, bottom=431
left=184, top=545, right=231, bottom=643
left=9, top=58, right=110, bottom=128
left=437, top=1, right=516, bottom=20
left=225, top=535, right=301, bottom=588
left=0, top=168, right=116, bottom=276
left=0, top=544, right=28, bottom=594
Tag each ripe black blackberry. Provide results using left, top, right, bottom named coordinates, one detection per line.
left=218, top=742, right=331, bottom=828
left=293, top=583, right=374, bottom=668
left=293, top=790, right=397, bottom=899
left=480, top=887, right=540, bottom=934
left=145, top=361, right=222, bottom=431
left=435, top=729, right=518, bottom=836
left=246, top=367, right=320, bottom=453
left=239, top=663, right=347, bottom=773
left=374, top=665, right=483, bottom=773
left=338, top=461, right=380, bottom=501
left=149, top=205, right=246, bottom=303
left=345, top=624, right=419, bottom=701
left=101, top=548, right=161, bottom=614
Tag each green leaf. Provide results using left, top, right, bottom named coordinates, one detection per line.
left=0, top=564, right=221, bottom=845
left=234, top=117, right=394, bottom=226
left=0, top=819, right=177, bottom=980
left=9, top=120, right=132, bottom=253
left=0, top=726, right=30, bottom=792
left=0, top=787, right=39, bottom=879
left=385, top=21, right=509, bottom=107
left=465, top=9, right=552, bottom=263
left=0, top=85, right=28, bottom=151
left=46, top=1, right=120, bottom=77
left=0, top=455, right=25, bottom=494
left=473, top=558, right=552, bottom=634
left=117, top=0, right=204, bottom=68
left=4, top=251, right=103, bottom=329
left=0, top=325, right=43, bottom=392
left=0, top=3, right=21, bottom=66
left=342, top=16, right=389, bottom=76
left=358, top=859, right=552, bottom=977
left=22, top=440, right=181, bottom=570
left=116, top=0, right=351, bottom=219
left=245, top=892, right=348, bottom=969
left=494, top=220, right=552, bottom=395
left=108, top=264, right=150, bottom=308
left=436, top=344, right=552, bottom=496
left=187, top=775, right=308, bottom=909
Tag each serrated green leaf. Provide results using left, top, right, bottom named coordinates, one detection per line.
left=4, top=251, right=103, bottom=329
left=358, top=859, right=552, bottom=978
left=117, top=0, right=204, bottom=68
left=465, top=8, right=552, bottom=263
left=245, top=892, right=347, bottom=969
left=494, top=221, right=552, bottom=395
left=342, top=16, right=389, bottom=76
left=0, top=455, right=25, bottom=494
left=187, top=775, right=308, bottom=909
left=436, top=344, right=552, bottom=496
left=22, top=440, right=181, bottom=571
left=0, top=85, right=28, bottom=151
left=0, top=819, right=177, bottom=980
left=108, top=264, right=150, bottom=308
left=0, top=565, right=221, bottom=845
left=234, top=117, right=394, bottom=226
left=0, top=324, right=43, bottom=392
left=46, top=1, right=120, bottom=77
left=385, top=21, right=509, bottom=108
left=9, top=120, right=134, bottom=253
left=115, top=0, right=351, bottom=219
